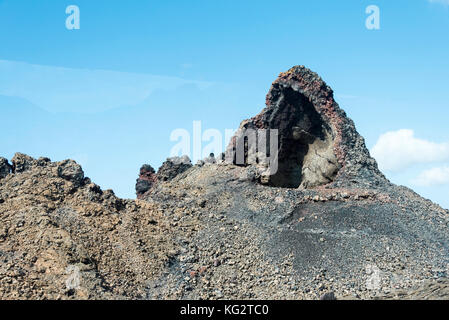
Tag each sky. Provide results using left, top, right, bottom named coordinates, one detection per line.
left=0, top=0, right=448, bottom=208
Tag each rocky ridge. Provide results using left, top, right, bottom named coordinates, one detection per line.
left=1, top=66, right=449, bottom=300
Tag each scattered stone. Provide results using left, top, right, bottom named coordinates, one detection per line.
left=320, top=292, right=336, bottom=300
left=198, top=200, right=207, bottom=208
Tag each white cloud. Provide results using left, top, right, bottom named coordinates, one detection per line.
left=412, top=166, right=449, bottom=187
left=370, top=129, right=449, bottom=171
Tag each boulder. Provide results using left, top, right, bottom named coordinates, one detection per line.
left=136, top=164, right=157, bottom=199
left=57, top=159, right=85, bottom=187
left=11, top=153, right=37, bottom=173
left=157, top=156, right=192, bottom=182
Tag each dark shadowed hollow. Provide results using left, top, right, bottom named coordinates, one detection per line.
left=230, top=82, right=340, bottom=189
left=267, top=85, right=335, bottom=188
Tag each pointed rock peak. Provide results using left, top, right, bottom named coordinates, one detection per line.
left=227, top=65, right=386, bottom=188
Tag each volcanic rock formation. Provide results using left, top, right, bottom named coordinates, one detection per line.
left=226, top=66, right=385, bottom=189
left=136, top=164, right=158, bottom=199
left=1, top=66, right=449, bottom=300
left=0, top=157, right=12, bottom=179
left=157, top=156, right=192, bottom=182
left=136, top=156, right=192, bottom=199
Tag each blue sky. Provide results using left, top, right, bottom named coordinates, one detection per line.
left=0, top=0, right=448, bottom=208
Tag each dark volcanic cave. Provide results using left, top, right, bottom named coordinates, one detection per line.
left=232, top=84, right=341, bottom=189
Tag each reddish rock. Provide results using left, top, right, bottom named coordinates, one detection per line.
left=136, top=156, right=192, bottom=199
left=226, top=66, right=386, bottom=189
left=136, top=164, right=158, bottom=199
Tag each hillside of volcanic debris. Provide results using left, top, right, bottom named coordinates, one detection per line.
left=1, top=66, right=449, bottom=300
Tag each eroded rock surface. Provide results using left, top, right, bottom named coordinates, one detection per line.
left=1, top=66, right=449, bottom=300
left=0, top=157, right=12, bottom=179
left=136, top=164, right=158, bottom=199
left=157, top=156, right=192, bottom=182
left=226, top=66, right=386, bottom=189
left=135, top=156, right=192, bottom=199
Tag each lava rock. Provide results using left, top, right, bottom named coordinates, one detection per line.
left=320, top=292, right=336, bottom=300
left=136, top=179, right=152, bottom=195
left=136, top=164, right=157, bottom=199
left=2, top=66, right=449, bottom=301
left=0, top=157, right=12, bottom=179
left=57, top=160, right=85, bottom=187
left=226, top=66, right=386, bottom=189
left=11, top=153, right=36, bottom=173
left=157, top=156, right=192, bottom=182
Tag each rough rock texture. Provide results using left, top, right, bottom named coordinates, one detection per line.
left=374, top=278, right=449, bottom=300
left=226, top=66, right=386, bottom=189
left=136, top=164, right=158, bottom=199
left=139, top=165, right=449, bottom=300
left=1, top=66, right=449, bottom=300
left=0, top=157, right=12, bottom=179
left=0, top=155, right=178, bottom=299
left=57, top=160, right=84, bottom=188
left=136, top=156, right=192, bottom=199
left=157, top=156, right=192, bottom=182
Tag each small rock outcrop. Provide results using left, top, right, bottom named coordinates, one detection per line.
left=0, top=157, right=12, bottom=179
left=57, top=159, right=85, bottom=187
left=11, top=153, right=37, bottom=173
left=136, top=156, right=192, bottom=198
left=136, top=164, right=158, bottom=199
left=8, top=153, right=85, bottom=187
left=157, top=156, right=192, bottom=182
left=226, top=66, right=386, bottom=189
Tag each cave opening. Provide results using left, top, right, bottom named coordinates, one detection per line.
left=265, top=86, right=339, bottom=189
